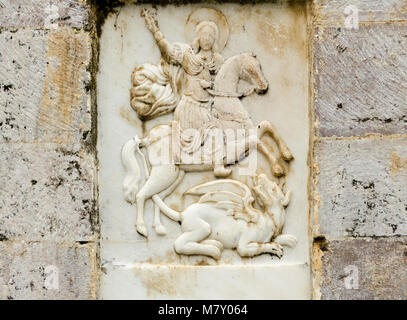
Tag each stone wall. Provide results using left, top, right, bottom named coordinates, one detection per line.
left=0, top=0, right=406, bottom=300
left=0, top=0, right=98, bottom=299
left=311, top=0, right=407, bottom=299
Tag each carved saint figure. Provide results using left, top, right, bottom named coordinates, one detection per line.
left=143, top=9, right=233, bottom=176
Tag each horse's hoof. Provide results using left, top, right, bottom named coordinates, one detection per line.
left=272, top=164, right=285, bottom=177
left=136, top=224, right=148, bottom=238
left=281, top=149, right=294, bottom=161
left=154, top=224, right=167, bottom=236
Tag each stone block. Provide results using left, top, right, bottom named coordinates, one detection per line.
left=0, top=27, right=92, bottom=144
left=0, top=0, right=90, bottom=30
left=0, top=241, right=96, bottom=300
left=320, top=238, right=407, bottom=300
left=315, top=0, right=407, bottom=25
left=315, top=137, right=407, bottom=239
left=0, top=143, right=96, bottom=241
left=314, top=24, right=407, bottom=137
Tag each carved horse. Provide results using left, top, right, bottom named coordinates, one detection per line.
left=122, top=53, right=293, bottom=237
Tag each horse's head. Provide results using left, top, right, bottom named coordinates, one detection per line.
left=239, top=53, right=269, bottom=94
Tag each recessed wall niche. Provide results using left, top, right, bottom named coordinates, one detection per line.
left=97, top=1, right=311, bottom=299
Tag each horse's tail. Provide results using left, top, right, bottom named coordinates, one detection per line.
left=153, top=195, right=182, bottom=222
left=121, top=135, right=182, bottom=221
left=121, top=136, right=144, bottom=204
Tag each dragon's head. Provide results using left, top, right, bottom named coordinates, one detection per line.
left=253, top=174, right=291, bottom=209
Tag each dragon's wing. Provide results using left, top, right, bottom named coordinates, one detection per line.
left=186, top=180, right=258, bottom=221
left=199, top=191, right=243, bottom=205
left=187, top=179, right=251, bottom=198
left=198, top=191, right=244, bottom=213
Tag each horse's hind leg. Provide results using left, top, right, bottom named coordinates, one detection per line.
left=136, top=165, right=179, bottom=237
left=153, top=204, right=166, bottom=236
left=258, top=121, right=293, bottom=161
left=153, top=170, right=185, bottom=236
left=174, top=216, right=222, bottom=260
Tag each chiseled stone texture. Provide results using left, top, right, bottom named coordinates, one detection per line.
left=0, top=241, right=96, bottom=300
left=0, top=0, right=96, bottom=300
left=0, top=27, right=92, bottom=144
left=316, top=137, right=407, bottom=240
left=315, top=0, right=407, bottom=25
left=0, top=0, right=90, bottom=30
left=0, top=143, right=96, bottom=242
left=314, top=23, right=407, bottom=137
left=320, top=238, right=407, bottom=300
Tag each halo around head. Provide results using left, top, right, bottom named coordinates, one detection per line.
left=185, top=7, right=229, bottom=52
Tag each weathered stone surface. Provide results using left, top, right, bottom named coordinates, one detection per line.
left=0, top=0, right=90, bottom=30
left=0, top=143, right=96, bottom=241
left=315, top=137, right=407, bottom=239
left=0, top=241, right=96, bottom=300
left=315, top=0, right=407, bottom=25
left=0, top=27, right=92, bottom=144
left=314, top=23, right=407, bottom=137
left=0, top=0, right=97, bottom=301
left=320, top=238, right=407, bottom=300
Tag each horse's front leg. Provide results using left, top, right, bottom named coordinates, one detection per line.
left=257, top=121, right=293, bottom=161
left=257, top=140, right=285, bottom=177
left=230, top=134, right=284, bottom=177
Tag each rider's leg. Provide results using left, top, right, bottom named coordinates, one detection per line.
left=212, top=136, right=232, bottom=177
left=214, top=164, right=231, bottom=177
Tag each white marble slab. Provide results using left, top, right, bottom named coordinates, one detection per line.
left=98, top=2, right=311, bottom=299
left=101, top=263, right=310, bottom=300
